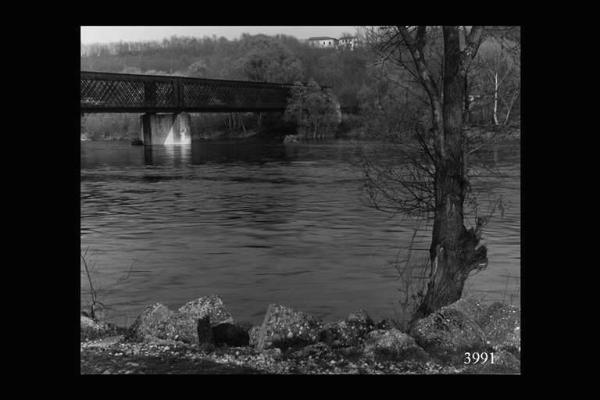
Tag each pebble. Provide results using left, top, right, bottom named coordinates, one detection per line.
left=82, top=332, right=508, bottom=375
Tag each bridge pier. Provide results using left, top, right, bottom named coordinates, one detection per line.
left=141, top=112, right=191, bottom=145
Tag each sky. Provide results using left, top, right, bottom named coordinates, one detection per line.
left=81, top=26, right=360, bottom=44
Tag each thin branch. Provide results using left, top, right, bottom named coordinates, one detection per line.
left=397, top=26, right=440, bottom=101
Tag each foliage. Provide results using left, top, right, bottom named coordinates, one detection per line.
left=357, top=62, right=427, bottom=138
left=81, top=114, right=140, bottom=141
left=234, top=35, right=304, bottom=83
left=284, top=80, right=341, bottom=139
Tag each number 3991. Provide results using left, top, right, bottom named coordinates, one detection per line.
left=464, top=352, right=495, bottom=364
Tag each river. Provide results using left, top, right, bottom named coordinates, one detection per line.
left=81, top=139, right=520, bottom=326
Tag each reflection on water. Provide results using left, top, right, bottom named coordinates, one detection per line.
left=81, top=139, right=520, bottom=326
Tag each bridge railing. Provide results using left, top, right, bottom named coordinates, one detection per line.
left=81, top=71, right=298, bottom=113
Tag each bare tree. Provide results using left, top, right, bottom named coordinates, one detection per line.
left=469, top=30, right=520, bottom=126
left=80, top=247, right=105, bottom=320
left=81, top=247, right=135, bottom=321
left=365, top=26, right=492, bottom=319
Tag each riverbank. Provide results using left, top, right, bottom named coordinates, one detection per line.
left=81, top=336, right=468, bottom=374
left=81, top=296, right=520, bottom=374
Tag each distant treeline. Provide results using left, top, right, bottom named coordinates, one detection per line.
left=82, top=34, right=369, bottom=110
left=81, top=31, right=520, bottom=140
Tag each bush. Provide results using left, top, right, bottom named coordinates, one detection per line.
left=284, top=79, right=341, bottom=140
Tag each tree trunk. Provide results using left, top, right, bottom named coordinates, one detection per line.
left=493, top=72, right=499, bottom=125
left=502, top=88, right=520, bottom=125
left=464, top=73, right=471, bottom=124
left=414, top=26, right=487, bottom=320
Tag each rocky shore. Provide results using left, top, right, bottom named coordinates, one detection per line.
left=81, top=296, right=520, bottom=374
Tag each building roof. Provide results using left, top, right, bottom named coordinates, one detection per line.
left=307, top=36, right=338, bottom=41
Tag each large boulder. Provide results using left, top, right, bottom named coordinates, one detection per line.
left=253, top=304, right=323, bottom=351
left=319, top=310, right=375, bottom=348
left=362, top=329, right=429, bottom=362
left=178, top=295, right=234, bottom=327
left=409, top=306, right=487, bottom=361
left=125, top=303, right=174, bottom=342
left=444, top=296, right=489, bottom=323
left=477, top=302, right=520, bottom=354
left=126, top=296, right=235, bottom=344
left=161, top=312, right=202, bottom=344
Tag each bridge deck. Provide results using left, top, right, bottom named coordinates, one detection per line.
left=81, top=71, right=297, bottom=113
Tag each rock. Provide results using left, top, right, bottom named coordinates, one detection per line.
left=319, top=321, right=346, bottom=347
left=319, top=310, right=375, bottom=348
left=338, top=345, right=365, bottom=359
left=375, top=318, right=396, bottom=330
left=125, top=302, right=217, bottom=345
left=81, top=315, right=98, bottom=331
left=263, top=348, right=283, bottom=360
left=288, top=342, right=332, bottom=359
left=346, top=309, right=375, bottom=326
left=409, top=306, right=487, bottom=361
left=178, top=295, right=234, bottom=327
left=81, top=315, right=116, bottom=341
left=477, top=302, right=520, bottom=353
left=125, top=303, right=174, bottom=342
left=254, top=304, right=322, bottom=351
left=161, top=312, right=199, bottom=344
left=84, top=335, right=124, bottom=349
left=80, top=315, right=120, bottom=341
left=444, top=296, right=489, bottom=323
left=489, top=349, right=520, bottom=373
left=212, top=323, right=250, bottom=347
left=362, top=329, right=429, bottom=362
left=249, top=325, right=262, bottom=347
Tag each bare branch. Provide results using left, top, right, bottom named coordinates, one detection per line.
left=396, top=26, right=440, bottom=101
left=464, top=26, right=484, bottom=59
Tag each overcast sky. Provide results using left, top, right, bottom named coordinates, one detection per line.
left=81, top=26, right=360, bottom=44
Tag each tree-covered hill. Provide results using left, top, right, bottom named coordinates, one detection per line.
left=81, top=29, right=519, bottom=140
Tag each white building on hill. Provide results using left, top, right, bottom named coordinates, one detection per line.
left=338, top=35, right=360, bottom=50
left=307, top=37, right=339, bottom=48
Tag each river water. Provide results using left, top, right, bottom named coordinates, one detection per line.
left=81, top=139, right=520, bottom=326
